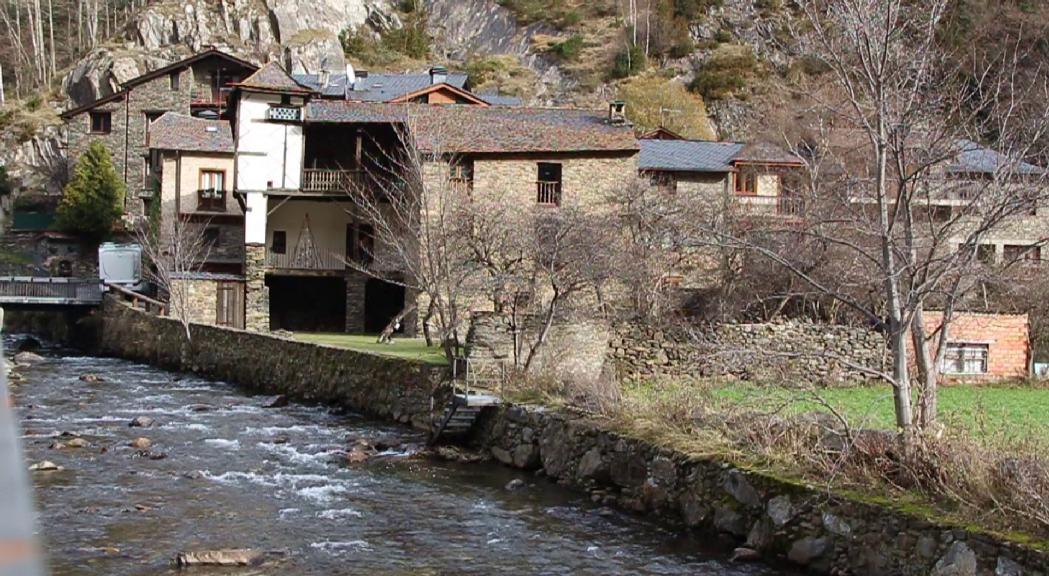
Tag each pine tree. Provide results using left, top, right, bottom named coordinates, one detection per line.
left=56, top=140, right=124, bottom=241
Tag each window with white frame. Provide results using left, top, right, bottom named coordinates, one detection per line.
left=940, top=342, right=989, bottom=375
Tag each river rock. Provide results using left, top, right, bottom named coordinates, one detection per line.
left=731, top=547, right=761, bottom=563
left=66, top=437, right=90, bottom=448
left=273, top=434, right=291, bottom=445
left=15, top=336, right=41, bottom=351
left=504, top=478, right=526, bottom=491
left=931, top=541, right=977, bottom=576
left=266, top=395, right=290, bottom=408
left=432, top=445, right=486, bottom=464
left=996, top=556, right=1023, bottom=576
left=788, top=536, right=830, bottom=566
left=49, top=441, right=67, bottom=450
left=130, top=437, right=152, bottom=449
left=175, top=549, right=265, bottom=567
left=29, top=460, right=63, bottom=472
left=14, top=351, right=45, bottom=364
left=129, top=416, right=155, bottom=428
left=79, top=373, right=106, bottom=383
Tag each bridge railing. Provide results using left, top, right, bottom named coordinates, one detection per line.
left=104, top=282, right=168, bottom=316
left=0, top=277, right=103, bottom=305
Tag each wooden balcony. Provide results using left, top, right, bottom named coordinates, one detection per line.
left=265, top=249, right=345, bottom=272
left=536, top=180, right=562, bottom=206
left=301, top=169, right=361, bottom=194
left=777, top=196, right=805, bottom=216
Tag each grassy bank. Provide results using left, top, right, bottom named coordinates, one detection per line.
left=292, top=333, right=448, bottom=365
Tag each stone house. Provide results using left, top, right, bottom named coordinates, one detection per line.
left=60, top=49, right=258, bottom=215
left=225, top=61, right=638, bottom=333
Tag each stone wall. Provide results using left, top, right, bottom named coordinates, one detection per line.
left=99, top=296, right=450, bottom=429
left=610, top=321, right=888, bottom=384
left=473, top=405, right=1049, bottom=576
left=244, top=244, right=268, bottom=331
left=66, top=96, right=129, bottom=190
left=465, top=311, right=611, bottom=383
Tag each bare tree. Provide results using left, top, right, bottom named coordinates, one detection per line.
left=134, top=215, right=213, bottom=339
left=702, top=0, right=1049, bottom=434
left=344, top=111, right=480, bottom=359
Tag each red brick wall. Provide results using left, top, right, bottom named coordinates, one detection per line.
left=923, top=312, right=1030, bottom=382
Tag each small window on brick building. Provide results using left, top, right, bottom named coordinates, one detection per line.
left=271, top=230, right=287, bottom=254
left=1004, top=244, right=1041, bottom=265
left=169, top=71, right=181, bottom=91
left=735, top=172, right=757, bottom=195
left=89, top=111, right=111, bottom=134
left=940, top=342, right=988, bottom=375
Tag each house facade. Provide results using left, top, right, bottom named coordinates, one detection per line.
left=61, top=49, right=258, bottom=215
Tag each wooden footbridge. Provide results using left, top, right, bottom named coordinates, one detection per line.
left=0, top=277, right=104, bottom=307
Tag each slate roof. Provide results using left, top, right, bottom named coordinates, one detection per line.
left=304, top=102, right=637, bottom=153
left=234, top=62, right=314, bottom=94
left=291, top=71, right=470, bottom=101
left=948, top=139, right=1044, bottom=175
left=735, top=141, right=804, bottom=165
left=148, top=112, right=234, bottom=153
left=639, top=140, right=744, bottom=172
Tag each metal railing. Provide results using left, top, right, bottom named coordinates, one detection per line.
left=536, top=180, right=562, bottom=206
left=0, top=277, right=103, bottom=306
left=302, top=169, right=361, bottom=193
left=265, top=249, right=345, bottom=271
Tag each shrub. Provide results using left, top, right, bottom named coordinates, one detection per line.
left=549, top=35, right=585, bottom=61
left=25, top=94, right=43, bottom=112
left=382, top=10, right=430, bottom=60
left=689, top=44, right=762, bottom=101
left=616, top=75, right=716, bottom=140
left=56, top=141, right=125, bottom=241
left=611, top=44, right=647, bottom=79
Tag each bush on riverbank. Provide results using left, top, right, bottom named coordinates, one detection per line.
left=508, top=373, right=1049, bottom=542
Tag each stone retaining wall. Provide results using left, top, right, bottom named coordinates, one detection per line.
left=98, top=296, right=450, bottom=430
left=473, top=405, right=1048, bottom=576
left=611, top=322, right=888, bottom=384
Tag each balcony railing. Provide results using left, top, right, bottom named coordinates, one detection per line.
left=265, top=249, right=345, bottom=272
left=537, top=180, right=562, bottom=206
left=777, top=196, right=805, bottom=216
left=301, top=169, right=361, bottom=194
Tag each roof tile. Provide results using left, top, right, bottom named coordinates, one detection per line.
left=148, top=112, right=234, bottom=153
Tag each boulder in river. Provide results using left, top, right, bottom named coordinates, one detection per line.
left=731, top=547, right=761, bottom=563
left=432, top=445, right=487, bottom=464
left=346, top=440, right=376, bottom=464
left=129, top=437, right=152, bottom=449
left=66, top=438, right=90, bottom=449
left=266, top=395, right=290, bottom=408
left=29, top=460, right=63, bottom=472
left=129, top=416, right=155, bottom=428
left=78, top=373, right=106, bottom=383
left=14, top=351, right=45, bottom=365
left=175, top=549, right=265, bottom=567
left=504, top=478, right=526, bottom=491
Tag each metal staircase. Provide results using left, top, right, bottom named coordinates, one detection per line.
left=429, top=357, right=505, bottom=444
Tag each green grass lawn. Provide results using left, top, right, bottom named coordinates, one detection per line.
left=292, top=333, right=448, bottom=365
left=712, top=383, right=1049, bottom=446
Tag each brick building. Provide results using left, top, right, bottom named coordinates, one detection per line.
left=922, top=311, right=1031, bottom=382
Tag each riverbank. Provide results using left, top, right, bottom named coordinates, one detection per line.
left=93, top=299, right=1049, bottom=575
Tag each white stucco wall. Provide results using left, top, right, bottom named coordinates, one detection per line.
left=266, top=199, right=356, bottom=260
left=235, top=92, right=305, bottom=192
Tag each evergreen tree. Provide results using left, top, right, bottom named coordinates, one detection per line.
left=56, top=141, right=125, bottom=241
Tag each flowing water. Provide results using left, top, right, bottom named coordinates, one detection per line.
left=11, top=340, right=794, bottom=575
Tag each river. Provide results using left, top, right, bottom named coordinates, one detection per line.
left=11, top=339, right=792, bottom=575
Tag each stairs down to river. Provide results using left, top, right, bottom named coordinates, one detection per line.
left=431, top=391, right=501, bottom=443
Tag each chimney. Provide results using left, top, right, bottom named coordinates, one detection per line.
left=345, top=63, right=357, bottom=90
left=318, top=69, right=330, bottom=89
left=429, top=65, right=448, bottom=85
left=609, top=100, right=627, bottom=124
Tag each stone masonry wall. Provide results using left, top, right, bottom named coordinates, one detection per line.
left=611, top=322, right=888, bottom=384
left=67, top=96, right=129, bottom=190
left=99, top=296, right=450, bottom=429
left=244, top=244, right=268, bottom=331
left=474, top=405, right=1049, bottom=576
left=465, top=312, right=611, bottom=384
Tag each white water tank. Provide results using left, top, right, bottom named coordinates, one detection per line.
left=98, top=243, right=143, bottom=289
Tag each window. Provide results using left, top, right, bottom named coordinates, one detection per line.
left=89, top=111, right=111, bottom=134
left=735, top=172, right=757, bottom=195
left=169, top=71, right=180, bottom=91
left=650, top=172, right=677, bottom=194
left=1004, top=244, right=1042, bottom=265
left=449, top=160, right=474, bottom=191
left=197, top=170, right=226, bottom=211
left=203, top=227, right=220, bottom=247
left=537, top=162, right=563, bottom=205
left=977, top=244, right=996, bottom=265
left=271, top=230, right=287, bottom=254
left=940, top=343, right=989, bottom=375
left=346, top=223, right=374, bottom=266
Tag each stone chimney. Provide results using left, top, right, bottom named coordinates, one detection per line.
left=345, top=63, right=357, bottom=90
left=609, top=100, right=626, bottom=124
left=429, top=65, right=448, bottom=85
